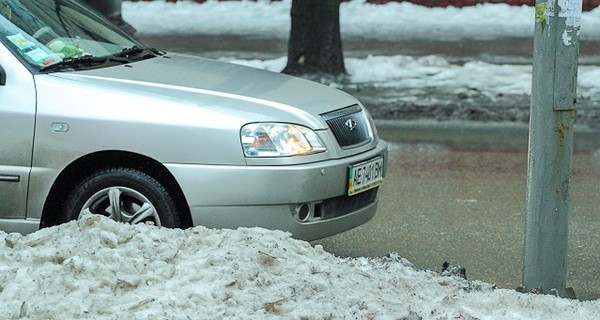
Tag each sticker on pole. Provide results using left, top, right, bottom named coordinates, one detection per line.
left=553, top=0, right=582, bottom=29
left=558, top=0, right=582, bottom=19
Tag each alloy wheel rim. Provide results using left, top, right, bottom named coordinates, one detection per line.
left=79, top=186, right=162, bottom=227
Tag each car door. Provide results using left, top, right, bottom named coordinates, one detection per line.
left=0, top=43, right=36, bottom=219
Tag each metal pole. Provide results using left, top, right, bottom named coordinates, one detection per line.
left=522, top=0, right=581, bottom=298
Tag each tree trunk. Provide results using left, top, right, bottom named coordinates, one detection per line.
left=82, top=0, right=136, bottom=35
left=282, top=0, right=346, bottom=77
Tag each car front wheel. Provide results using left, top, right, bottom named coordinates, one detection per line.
left=62, top=167, right=182, bottom=228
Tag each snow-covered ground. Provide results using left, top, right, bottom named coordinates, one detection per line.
left=1, top=2, right=599, bottom=319
left=1, top=215, right=600, bottom=319
left=122, top=0, right=600, bottom=105
left=123, top=0, right=600, bottom=41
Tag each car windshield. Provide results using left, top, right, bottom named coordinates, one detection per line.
left=0, top=0, right=153, bottom=71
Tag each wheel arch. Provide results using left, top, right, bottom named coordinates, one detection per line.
left=41, top=150, right=193, bottom=228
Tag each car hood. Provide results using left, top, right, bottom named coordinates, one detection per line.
left=49, top=53, right=359, bottom=122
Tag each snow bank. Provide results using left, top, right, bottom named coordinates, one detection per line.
left=122, top=0, right=600, bottom=41
left=1, top=215, right=599, bottom=319
left=221, top=55, right=600, bottom=102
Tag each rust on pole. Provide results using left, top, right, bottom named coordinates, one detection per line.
left=522, top=0, right=581, bottom=298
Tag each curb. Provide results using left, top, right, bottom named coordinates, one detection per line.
left=375, top=119, right=600, bottom=151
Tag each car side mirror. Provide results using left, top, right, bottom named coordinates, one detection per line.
left=0, top=65, right=5, bottom=86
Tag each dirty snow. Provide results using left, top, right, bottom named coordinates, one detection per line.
left=1, top=2, right=600, bottom=319
left=1, top=215, right=599, bottom=319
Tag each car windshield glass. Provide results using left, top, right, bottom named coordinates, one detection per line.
left=0, top=0, right=152, bottom=71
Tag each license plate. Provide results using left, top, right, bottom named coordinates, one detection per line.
left=348, top=156, right=384, bottom=196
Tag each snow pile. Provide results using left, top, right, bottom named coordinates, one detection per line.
left=123, top=0, right=600, bottom=41
left=1, top=215, right=599, bottom=319
left=220, top=55, right=600, bottom=102
left=124, top=0, right=292, bottom=38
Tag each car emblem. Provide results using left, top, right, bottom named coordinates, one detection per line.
left=345, top=118, right=357, bottom=131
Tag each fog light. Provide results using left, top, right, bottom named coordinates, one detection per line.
left=295, top=203, right=311, bottom=222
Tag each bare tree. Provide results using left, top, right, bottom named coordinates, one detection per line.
left=282, top=0, right=346, bottom=78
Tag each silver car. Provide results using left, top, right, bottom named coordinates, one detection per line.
left=0, top=0, right=387, bottom=241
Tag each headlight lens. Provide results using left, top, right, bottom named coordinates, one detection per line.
left=241, top=123, right=327, bottom=157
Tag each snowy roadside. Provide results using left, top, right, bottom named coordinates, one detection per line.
left=1, top=215, right=599, bottom=319
left=122, top=0, right=600, bottom=42
left=220, top=55, right=600, bottom=127
left=122, top=1, right=600, bottom=127
left=2, top=2, right=600, bottom=318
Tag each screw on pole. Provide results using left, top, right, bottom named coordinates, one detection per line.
left=522, top=0, right=581, bottom=298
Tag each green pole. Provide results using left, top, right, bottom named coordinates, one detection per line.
left=522, top=0, right=581, bottom=298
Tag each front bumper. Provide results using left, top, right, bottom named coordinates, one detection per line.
left=165, top=140, right=387, bottom=241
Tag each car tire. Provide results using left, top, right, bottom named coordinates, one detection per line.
left=61, top=167, right=182, bottom=228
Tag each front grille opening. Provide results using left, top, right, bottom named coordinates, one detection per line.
left=291, top=188, right=379, bottom=223
left=322, top=105, right=373, bottom=148
left=320, top=188, right=378, bottom=220
left=314, top=203, right=323, bottom=219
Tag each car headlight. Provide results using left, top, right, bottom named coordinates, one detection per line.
left=241, top=123, right=327, bottom=157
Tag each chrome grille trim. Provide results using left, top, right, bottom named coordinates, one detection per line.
left=322, top=105, right=373, bottom=148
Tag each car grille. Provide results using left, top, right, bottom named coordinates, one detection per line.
left=322, top=105, right=372, bottom=148
left=318, top=188, right=379, bottom=220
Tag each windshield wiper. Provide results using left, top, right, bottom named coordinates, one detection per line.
left=113, top=45, right=158, bottom=61
left=40, top=46, right=161, bottom=72
left=40, top=55, right=129, bottom=72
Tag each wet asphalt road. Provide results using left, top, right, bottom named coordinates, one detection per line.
left=313, top=123, right=600, bottom=301
left=138, top=34, right=600, bottom=300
